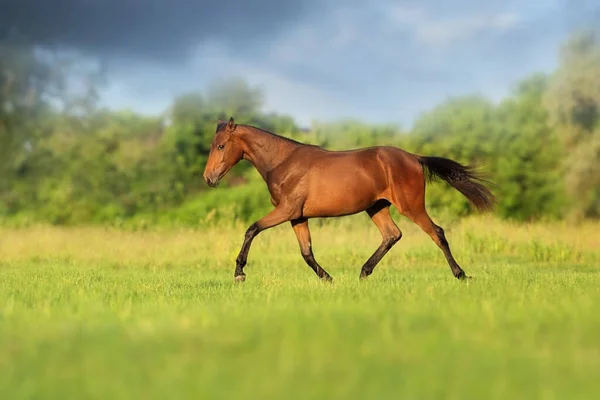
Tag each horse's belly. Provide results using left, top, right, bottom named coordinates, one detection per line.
left=302, top=173, right=381, bottom=218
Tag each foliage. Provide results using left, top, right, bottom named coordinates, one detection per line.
left=1, top=30, right=600, bottom=225
left=543, top=31, right=600, bottom=219
left=493, top=74, right=566, bottom=220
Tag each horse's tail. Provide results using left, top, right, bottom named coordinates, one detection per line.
left=417, top=155, right=496, bottom=212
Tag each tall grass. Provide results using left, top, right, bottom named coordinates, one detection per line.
left=2, top=215, right=597, bottom=268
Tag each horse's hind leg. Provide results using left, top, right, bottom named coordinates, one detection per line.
left=291, top=218, right=333, bottom=282
left=406, top=207, right=467, bottom=280
left=359, top=200, right=402, bottom=279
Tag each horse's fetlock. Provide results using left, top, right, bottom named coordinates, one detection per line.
left=236, top=256, right=246, bottom=267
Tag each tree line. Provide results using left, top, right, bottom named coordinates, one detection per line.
left=1, top=31, right=599, bottom=226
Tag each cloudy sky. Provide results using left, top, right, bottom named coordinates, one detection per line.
left=1, top=0, right=598, bottom=128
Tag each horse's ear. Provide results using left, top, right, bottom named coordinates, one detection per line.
left=227, top=117, right=236, bottom=130
left=215, top=119, right=224, bottom=134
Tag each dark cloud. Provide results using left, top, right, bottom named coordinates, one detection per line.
left=0, top=0, right=317, bottom=63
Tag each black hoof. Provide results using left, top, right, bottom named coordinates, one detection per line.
left=456, top=272, right=473, bottom=281
left=454, top=270, right=467, bottom=280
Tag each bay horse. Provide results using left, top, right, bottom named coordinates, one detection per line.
left=203, top=117, right=495, bottom=282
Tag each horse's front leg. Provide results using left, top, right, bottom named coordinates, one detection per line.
left=234, top=206, right=295, bottom=282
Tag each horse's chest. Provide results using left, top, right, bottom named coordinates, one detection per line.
left=265, top=178, right=283, bottom=206
left=266, top=171, right=306, bottom=207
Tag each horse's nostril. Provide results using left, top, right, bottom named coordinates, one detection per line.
left=205, top=176, right=218, bottom=187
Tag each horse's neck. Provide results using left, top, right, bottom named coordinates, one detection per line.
left=240, top=127, right=299, bottom=180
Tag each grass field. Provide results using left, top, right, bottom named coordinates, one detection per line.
left=1, top=215, right=599, bottom=399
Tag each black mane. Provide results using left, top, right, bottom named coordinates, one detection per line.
left=215, top=120, right=312, bottom=147
left=240, top=124, right=308, bottom=146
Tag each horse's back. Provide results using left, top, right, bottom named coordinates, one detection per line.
left=304, top=145, right=421, bottom=178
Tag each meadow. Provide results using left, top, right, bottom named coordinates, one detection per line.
left=1, top=215, right=599, bottom=399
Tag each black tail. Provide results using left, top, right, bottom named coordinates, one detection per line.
left=417, top=155, right=496, bottom=212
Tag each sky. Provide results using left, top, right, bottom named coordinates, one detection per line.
left=1, top=0, right=599, bottom=129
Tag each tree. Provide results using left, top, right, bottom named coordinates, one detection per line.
left=1, top=35, right=54, bottom=174
left=408, top=96, right=498, bottom=216
left=544, top=30, right=600, bottom=219
left=206, top=77, right=264, bottom=119
left=311, top=119, right=400, bottom=150
left=0, top=34, right=104, bottom=216
left=494, top=73, right=565, bottom=220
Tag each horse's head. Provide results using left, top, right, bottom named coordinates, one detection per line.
left=203, top=117, right=245, bottom=187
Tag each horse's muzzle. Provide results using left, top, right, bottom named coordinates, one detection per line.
left=205, top=177, right=218, bottom=187
left=204, top=172, right=221, bottom=187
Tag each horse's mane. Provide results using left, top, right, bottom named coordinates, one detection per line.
left=240, top=124, right=306, bottom=146
left=215, top=120, right=315, bottom=147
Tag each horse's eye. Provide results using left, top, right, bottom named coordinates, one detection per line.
left=217, top=144, right=224, bottom=150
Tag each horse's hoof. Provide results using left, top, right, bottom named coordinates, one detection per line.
left=457, top=274, right=473, bottom=281
left=234, top=275, right=246, bottom=283
left=321, top=276, right=334, bottom=283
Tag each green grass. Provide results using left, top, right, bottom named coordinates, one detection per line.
left=1, top=215, right=599, bottom=399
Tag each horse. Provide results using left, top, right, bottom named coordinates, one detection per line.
left=203, top=117, right=496, bottom=283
